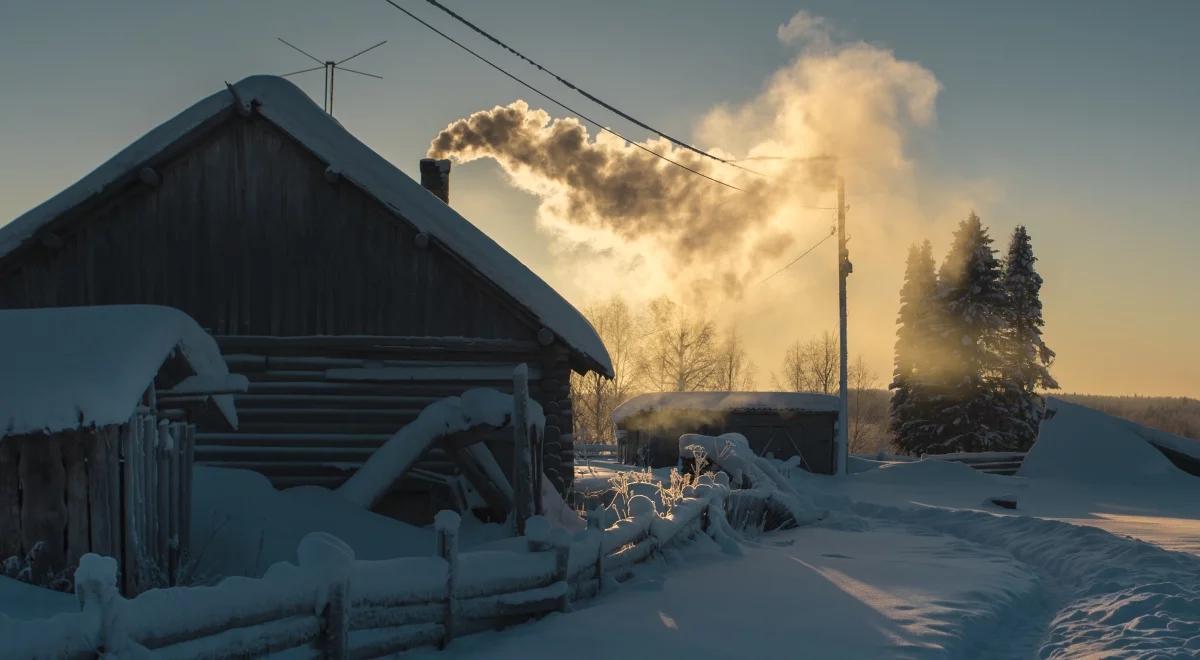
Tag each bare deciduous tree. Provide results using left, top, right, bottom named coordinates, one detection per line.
left=773, top=331, right=839, bottom=395
left=849, top=355, right=888, bottom=453
left=639, top=298, right=720, bottom=392
left=570, top=297, right=641, bottom=444
left=712, top=328, right=757, bottom=391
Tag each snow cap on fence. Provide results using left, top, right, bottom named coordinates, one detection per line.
left=298, top=532, right=356, bottom=570
left=298, top=532, right=355, bottom=616
left=75, top=553, right=118, bottom=590
left=74, top=553, right=118, bottom=607
left=434, top=509, right=462, bottom=533
left=628, top=494, right=658, bottom=517
left=524, top=515, right=551, bottom=545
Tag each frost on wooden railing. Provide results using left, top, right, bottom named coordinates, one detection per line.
left=2, top=483, right=733, bottom=659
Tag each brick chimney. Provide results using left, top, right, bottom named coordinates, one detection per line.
left=419, top=158, right=451, bottom=203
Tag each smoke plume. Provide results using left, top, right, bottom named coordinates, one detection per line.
left=429, top=11, right=972, bottom=382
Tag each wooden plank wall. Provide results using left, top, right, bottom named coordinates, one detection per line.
left=0, top=417, right=194, bottom=595
left=0, top=116, right=539, bottom=343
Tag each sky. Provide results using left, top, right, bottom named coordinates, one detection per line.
left=1, top=1, right=1197, bottom=397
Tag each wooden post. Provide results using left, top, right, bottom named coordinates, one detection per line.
left=156, top=422, right=171, bottom=584
left=119, top=421, right=136, bottom=595
left=86, top=429, right=114, bottom=561
left=322, top=576, right=350, bottom=660
left=167, top=423, right=182, bottom=582
left=180, top=424, right=195, bottom=561
left=435, top=511, right=461, bottom=649
left=18, top=435, right=67, bottom=584
left=299, top=533, right=354, bottom=660
left=0, top=439, right=20, bottom=561
left=75, top=554, right=125, bottom=655
left=531, top=425, right=544, bottom=517
left=552, top=528, right=571, bottom=613
left=587, top=510, right=605, bottom=594
left=62, top=432, right=90, bottom=571
left=511, top=365, right=532, bottom=535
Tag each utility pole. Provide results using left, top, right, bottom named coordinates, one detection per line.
left=836, top=176, right=851, bottom=476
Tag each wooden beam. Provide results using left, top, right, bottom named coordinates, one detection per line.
left=450, top=446, right=509, bottom=520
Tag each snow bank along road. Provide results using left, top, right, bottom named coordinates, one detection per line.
left=428, top=483, right=1200, bottom=659
left=841, top=497, right=1200, bottom=658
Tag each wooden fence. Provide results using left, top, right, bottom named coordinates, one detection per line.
left=574, top=443, right=618, bottom=460
left=0, top=408, right=192, bottom=596
left=119, top=412, right=195, bottom=595
left=2, top=483, right=731, bottom=659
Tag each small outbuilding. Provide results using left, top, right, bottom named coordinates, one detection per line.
left=0, top=305, right=245, bottom=594
left=612, top=392, right=840, bottom=473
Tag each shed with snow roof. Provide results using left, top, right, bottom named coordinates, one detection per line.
left=0, top=76, right=611, bottom=514
left=612, top=392, right=840, bottom=473
left=0, top=305, right=245, bottom=595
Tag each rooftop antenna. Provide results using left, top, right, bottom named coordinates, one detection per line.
left=278, top=37, right=386, bottom=116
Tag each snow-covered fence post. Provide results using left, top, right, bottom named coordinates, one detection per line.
left=436, top=511, right=461, bottom=649
left=587, top=509, right=605, bottom=594
left=511, top=364, right=533, bottom=535
left=299, top=533, right=354, bottom=660
left=552, top=528, right=571, bottom=613
left=75, top=553, right=139, bottom=655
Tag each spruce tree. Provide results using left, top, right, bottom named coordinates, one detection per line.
left=1000, top=225, right=1057, bottom=449
left=929, top=213, right=1009, bottom=452
left=889, top=241, right=940, bottom=454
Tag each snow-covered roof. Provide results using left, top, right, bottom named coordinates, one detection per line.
left=0, top=76, right=612, bottom=377
left=613, top=391, right=840, bottom=424
left=0, top=305, right=238, bottom=436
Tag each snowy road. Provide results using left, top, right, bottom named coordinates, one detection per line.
left=411, top=521, right=1039, bottom=660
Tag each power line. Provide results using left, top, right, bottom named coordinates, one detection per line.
left=380, top=0, right=747, bottom=192
left=420, top=0, right=768, bottom=177
left=758, top=226, right=836, bottom=284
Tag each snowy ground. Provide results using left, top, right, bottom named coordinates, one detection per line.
left=188, top=467, right=512, bottom=580
left=433, top=401, right=1200, bottom=659
left=410, top=523, right=1039, bottom=660
left=6, top=400, right=1200, bottom=658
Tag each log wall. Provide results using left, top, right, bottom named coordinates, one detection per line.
left=198, top=335, right=576, bottom=507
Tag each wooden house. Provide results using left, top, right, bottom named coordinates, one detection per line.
left=0, top=305, right=244, bottom=594
left=613, top=392, right=840, bottom=473
left=0, top=76, right=613, bottom=517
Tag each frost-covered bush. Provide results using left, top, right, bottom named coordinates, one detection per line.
left=606, top=451, right=710, bottom=519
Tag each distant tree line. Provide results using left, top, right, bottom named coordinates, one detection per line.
left=569, top=297, right=757, bottom=445
left=569, top=299, right=883, bottom=450
left=889, top=214, right=1057, bottom=454
left=1055, top=394, right=1200, bottom=442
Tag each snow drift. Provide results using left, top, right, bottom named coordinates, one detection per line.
left=1020, top=397, right=1194, bottom=485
